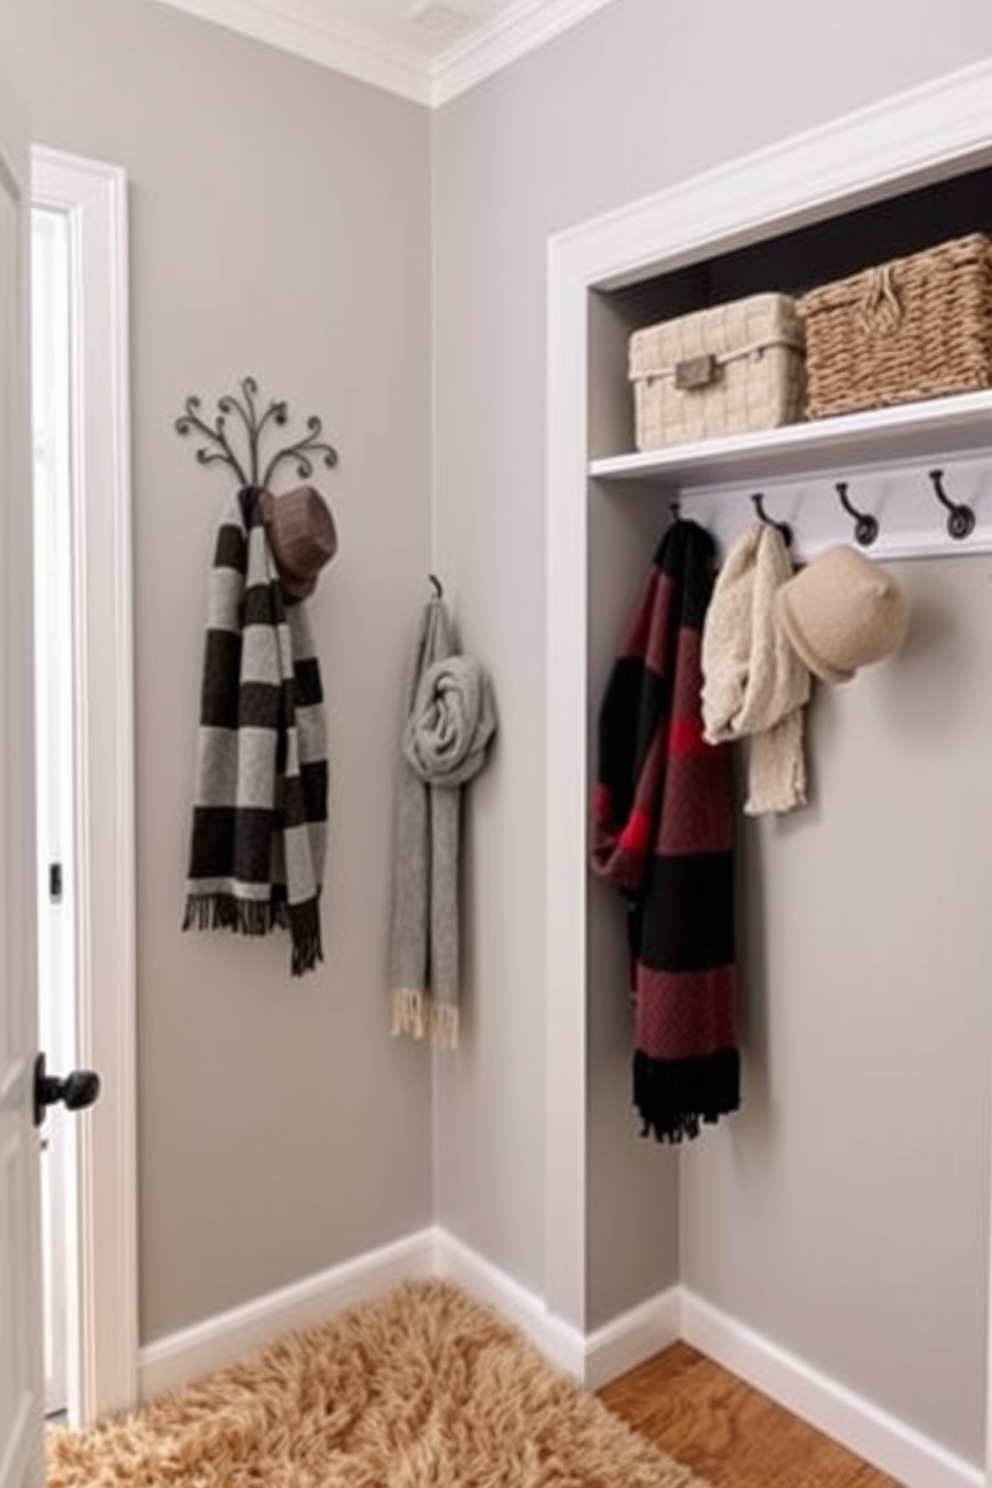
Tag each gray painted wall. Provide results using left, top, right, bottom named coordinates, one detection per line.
left=431, top=9, right=644, bottom=1311
left=432, top=0, right=992, bottom=1457
left=681, top=556, right=992, bottom=1460
left=6, top=0, right=434, bottom=1344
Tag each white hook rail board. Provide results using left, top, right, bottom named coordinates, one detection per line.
left=680, top=450, right=992, bottom=564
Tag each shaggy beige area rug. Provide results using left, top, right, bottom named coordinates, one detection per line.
left=47, top=1279, right=711, bottom=1487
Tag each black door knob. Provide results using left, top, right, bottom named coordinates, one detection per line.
left=33, top=1051, right=101, bottom=1128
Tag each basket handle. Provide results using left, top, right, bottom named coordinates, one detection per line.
left=857, top=264, right=903, bottom=337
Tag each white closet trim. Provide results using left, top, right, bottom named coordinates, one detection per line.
left=545, top=57, right=992, bottom=1475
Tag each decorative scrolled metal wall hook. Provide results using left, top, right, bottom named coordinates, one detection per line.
left=175, top=375, right=338, bottom=491
left=751, top=491, right=792, bottom=548
left=928, top=468, right=975, bottom=541
left=835, top=481, right=879, bottom=547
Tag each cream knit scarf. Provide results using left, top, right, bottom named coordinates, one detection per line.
left=701, top=521, right=810, bottom=815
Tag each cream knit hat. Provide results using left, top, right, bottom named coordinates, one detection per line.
left=774, top=545, right=909, bottom=684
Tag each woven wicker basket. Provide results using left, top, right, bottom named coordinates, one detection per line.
left=799, top=233, right=992, bottom=419
left=628, top=293, right=806, bottom=450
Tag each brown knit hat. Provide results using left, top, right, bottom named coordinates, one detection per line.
left=774, top=545, right=909, bottom=685
left=260, top=486, right=337, bottom=599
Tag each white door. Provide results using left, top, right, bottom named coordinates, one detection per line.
left=0, top=101, right=45, bottom=1488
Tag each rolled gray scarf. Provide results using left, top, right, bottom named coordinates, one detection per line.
left=389, top=606, right=496, bottom=1050
left=404, top=656, right=497, bottom=788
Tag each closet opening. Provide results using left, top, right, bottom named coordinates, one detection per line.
left=547, top=66, right=992, bottom=1479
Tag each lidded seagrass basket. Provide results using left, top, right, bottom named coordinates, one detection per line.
left=799, top=232, right=992, bottom=419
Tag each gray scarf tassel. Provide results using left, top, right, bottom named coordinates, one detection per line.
left=389, top=600, right=497, bottom=1049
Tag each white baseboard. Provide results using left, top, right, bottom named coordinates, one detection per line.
left=137, top=1225, right=667, bottom=1401
left=681, top=1290, right=984, bottom=1488
left=582, top=1286, right=682, bottom=1391
left=139, top=1228, right=436, bottom=1400
left=433, top=1228, right=586, bottom=1378
left=139, top=1229, right=983, bottom=1488
left=432, top=1230, right=680, bottom=1389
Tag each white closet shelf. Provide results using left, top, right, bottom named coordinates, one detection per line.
left=588, top=388, right=992, bottom=488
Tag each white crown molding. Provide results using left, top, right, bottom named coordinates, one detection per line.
left=149, top=0, right=434, bottom=104
left=431, top=0, right=617, bottom=106
left=147, top=0, right=618, bottom=106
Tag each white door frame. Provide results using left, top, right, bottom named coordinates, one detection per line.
left=545, top=57, right=992, bottom=1483
left=31, top=147, right=137, bottom=1426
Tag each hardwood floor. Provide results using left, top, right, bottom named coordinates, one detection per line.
left=600, top=1342, right=904, bottom=1487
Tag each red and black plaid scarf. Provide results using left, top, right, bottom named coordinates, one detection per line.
left=592, top=519, right=740, bottom=1142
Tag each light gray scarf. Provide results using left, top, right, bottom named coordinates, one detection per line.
left=389, top=599, right=497, bottom=1049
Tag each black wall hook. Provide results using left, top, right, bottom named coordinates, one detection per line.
left=751, top=492, right=792, bottom=548
left=835, top=481, right=879, bottom=547
left=176, top=376, right=338, bottom=491
left=429, top=573, right=444, bottom=599
left=928, top=469, right=975, bottom=541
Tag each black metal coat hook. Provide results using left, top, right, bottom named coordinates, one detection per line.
left=751, top=492, right=793, bottom=548
left=928, top=469, right=975, bottom=541
left=835, top=481, right=879, bottom=547
left=176, top=376, right=338, bottom=491
left=429, top=573, right=444, bottom=600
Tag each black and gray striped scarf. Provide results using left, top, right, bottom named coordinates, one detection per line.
left=183, top=487, right=328, bottom=976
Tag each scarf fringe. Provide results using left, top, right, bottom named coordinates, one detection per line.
left=288, top=899, right=323, bottom=978
left=392, top=987, right=429, bottom=1040
left=183, top=893, right=287, bottom=937
left=633, top=1047, right=740, bottom=1144
left=391, top=988, right=459, bottom=1050
left=431, top=1002, right=459, bottom=1052
left=184, top=893, right=322, bottom=979
left=291, top=936, right=322, bottom=977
